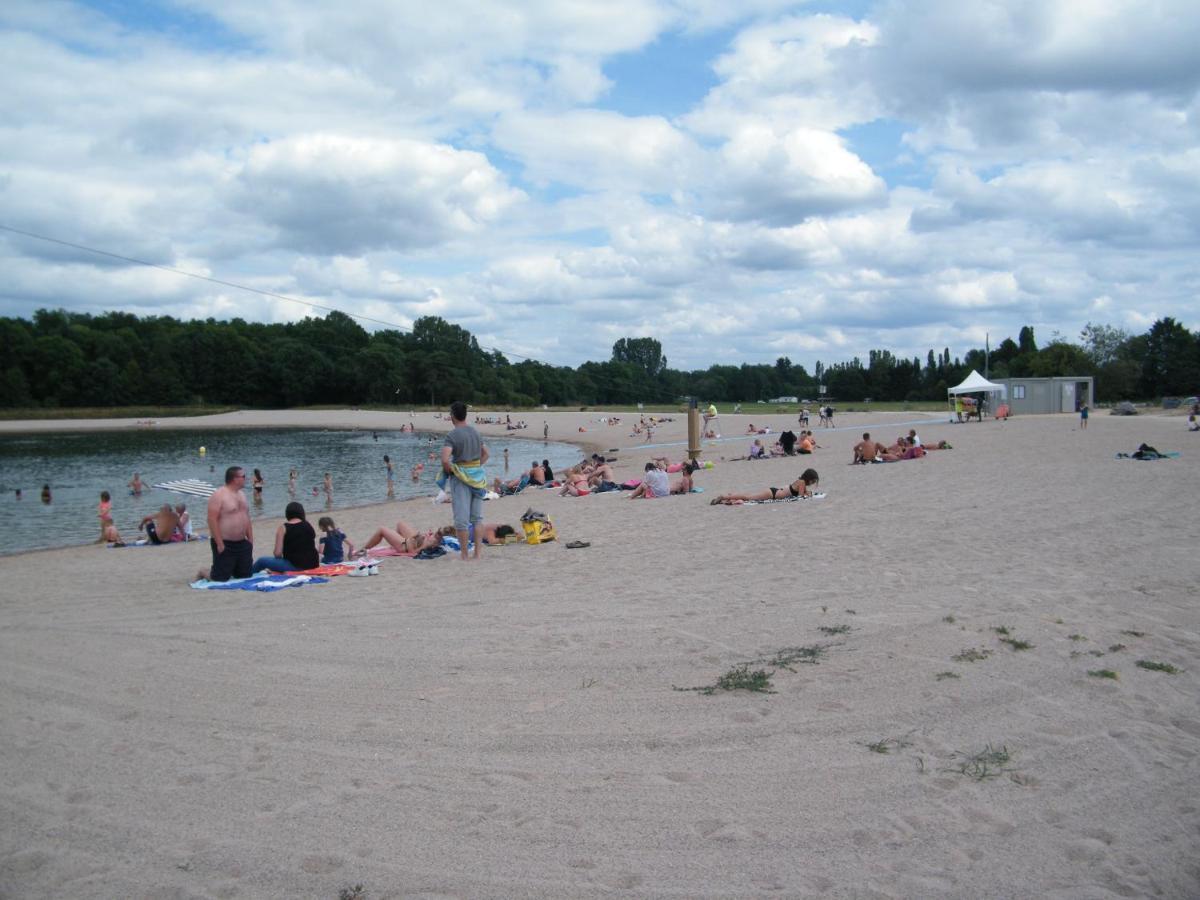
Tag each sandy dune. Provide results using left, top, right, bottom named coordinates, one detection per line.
left=1, top=408, right=1198, bottom=898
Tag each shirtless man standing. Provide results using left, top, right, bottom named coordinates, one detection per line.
left=139, top=503, right=180, bottom=545
left=200, top=466, right=253, bottom=581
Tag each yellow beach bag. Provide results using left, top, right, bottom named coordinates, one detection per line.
left=522, top=519, right=557, bottom=544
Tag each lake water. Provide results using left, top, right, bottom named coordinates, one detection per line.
left=0, top=428, right=585, bottom=556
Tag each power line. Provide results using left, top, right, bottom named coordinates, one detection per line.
left=0, top=223, right=685, bottom=402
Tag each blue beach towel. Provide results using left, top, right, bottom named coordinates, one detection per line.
left=190, top=574, right=330, bottom=591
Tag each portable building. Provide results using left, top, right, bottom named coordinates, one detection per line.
left=994, top=377, right=1094, bottom=415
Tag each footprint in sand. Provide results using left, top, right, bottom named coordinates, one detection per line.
left=299, top=854, right=345, bottom=874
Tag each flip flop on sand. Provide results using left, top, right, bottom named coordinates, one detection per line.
left=565, top=541, right=590, bottom=549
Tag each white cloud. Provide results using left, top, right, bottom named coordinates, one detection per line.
left=224, top=134, right=525, bottom=254
left=0, top=0, right=1197, bottom=370
left=706, top=125, right=886, bottom=225
left=493, top=110, right=702, bottom=193
left=686, top=13, right=880, bottom=136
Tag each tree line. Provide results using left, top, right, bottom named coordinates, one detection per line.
left=0, top=308, right=1196, bottom=409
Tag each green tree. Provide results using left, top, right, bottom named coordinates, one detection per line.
left=1018, top=325, right=1037, bottom=354
left=1079, top=322, right=1130, bottom=367
left=1029, top=342, right=1096, bottom=378
left=611, top=337, right=666, bottom=378
left=1138, top=317, right=1199, bottom=396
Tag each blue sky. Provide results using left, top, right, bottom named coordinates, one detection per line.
left=2, top=0, right=1198, bottom=370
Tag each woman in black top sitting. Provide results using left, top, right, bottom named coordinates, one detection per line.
left=252, top=501, right=321, bottom=573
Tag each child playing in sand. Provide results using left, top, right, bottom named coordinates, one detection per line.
left=318, top=516, right=355, bottom=563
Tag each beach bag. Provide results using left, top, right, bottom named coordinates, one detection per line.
left=520, top=507, right=557, bottom=544
left=522, top=519, right=557, bottom=544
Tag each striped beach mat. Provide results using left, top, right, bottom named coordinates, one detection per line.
left=153, top=478, right=217, bottom=498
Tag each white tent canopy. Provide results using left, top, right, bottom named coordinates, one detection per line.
left=948, top=370, right=1007, bottom=398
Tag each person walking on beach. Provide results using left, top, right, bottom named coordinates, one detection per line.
left=200, top=466, right=253, bottom=582
left=384, top=454, right=395, bottom=497
left=441, top=401, right=489, bottom=561
left=1080, top=404, right=1089, bottom=430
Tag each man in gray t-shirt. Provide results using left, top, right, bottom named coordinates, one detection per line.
left=440, top=401, right=489, bottom=559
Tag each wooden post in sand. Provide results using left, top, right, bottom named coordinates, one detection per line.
left=688, top=397, right=701, bottom=461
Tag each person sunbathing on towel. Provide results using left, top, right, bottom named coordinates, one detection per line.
left=359, top=520, right=448, bottom=555
left=883, top=436, right=925, bottom=460
left=475, top=523, right=519, bottom=544
left=711, top=469, right=819, bottom=505
left=492, top=473, right=530, bottom=495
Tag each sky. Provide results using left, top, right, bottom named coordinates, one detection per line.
left=2, top=0, right=1198, bottom=372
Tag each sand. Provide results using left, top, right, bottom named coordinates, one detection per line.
left=1, top=408, right=1198, bottom=898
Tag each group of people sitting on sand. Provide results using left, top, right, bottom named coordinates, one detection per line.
left=493, top=458, right=557, bottom=495
left=624, top=460, right=698, bottom=498
left=557, top=456, right=618, bottom=496
left=851, top=430, right=951, bottom=464
left=101, top=495, right=197, bottom=547
left=242, top=502, right=524, bottom=574
left=741, top=430, right=820, bottom=460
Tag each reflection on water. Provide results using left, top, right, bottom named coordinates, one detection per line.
left=0, top=428, right=584, bottom=556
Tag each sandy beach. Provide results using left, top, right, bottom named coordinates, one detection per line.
left=1, top=408, right=1198, bottom=898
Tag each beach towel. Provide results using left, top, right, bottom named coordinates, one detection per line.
left=724, top=492, right=827, bottom=506
left=189, top=574, right=330, bottom=591
left=111, top=533, right=209, bottom=547
left=284, top=563, right=361, bottom=576
left=436, top=460, right=489, bottom=498
left=360, top=546, right=416, bottom=558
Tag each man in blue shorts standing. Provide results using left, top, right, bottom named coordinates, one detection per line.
left=440, top=401, right=490, bottom=561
